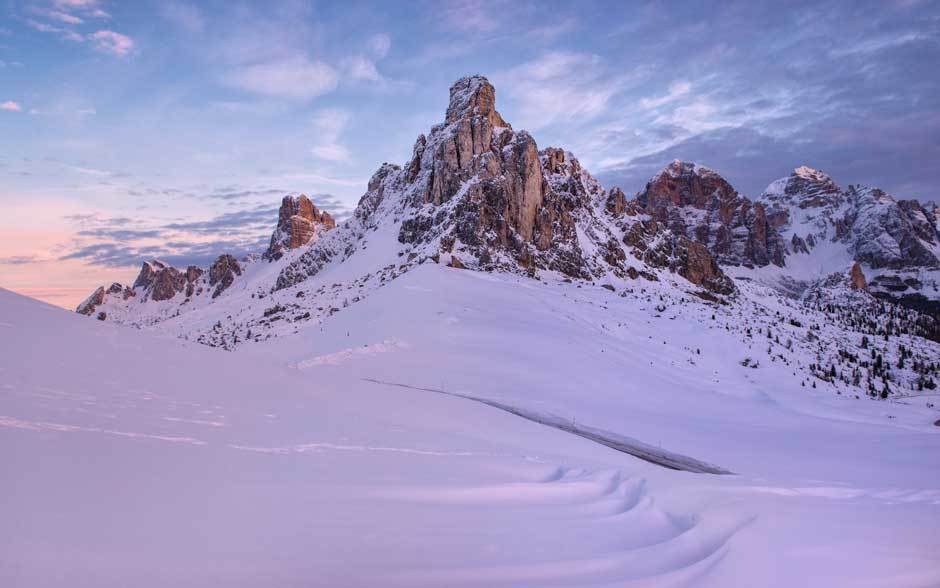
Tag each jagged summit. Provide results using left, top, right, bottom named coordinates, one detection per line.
left=277, top=76, right=736, bottom=295
left=444, top=75, right=509, bottom=129
left=264, top=194, right=336, bottom=261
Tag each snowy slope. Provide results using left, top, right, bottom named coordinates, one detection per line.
left=4, top=283, right=940, bottom=586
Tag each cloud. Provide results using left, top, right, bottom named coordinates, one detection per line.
left=225, top=57, right=338, bottom=100
left=26, top=19, right=84, bottom=42
left=498, top=51, right=631, bottom=130
left=59, top=204, right=278, bottom=269
left=1, top=101, right=22, bottom=112
left=160, top=2, right=206, bottom=33
left=52, top=0, right=109, bottom=18
left=640, top=81, right=692, bottom=110
left=56, top=188, right=356, bottom=271
left=88, top=30, right=134, bottom=56
left=343, top=56, right=382, bottom=82
left=0, top=255, right=40, bottom=265
left=39, top=9, right=84, bottom=25
left=369, top=33, right=391, bottom=59
left=27, top=16, right=132, bottom=56
left=206, top=187, right=288, bottom=201
left=310, top=109, right=352, bottom=162
left=435, top=0, right=503, bottom=32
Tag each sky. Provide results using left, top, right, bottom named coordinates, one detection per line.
left=1, top=0, right=938, bottom=309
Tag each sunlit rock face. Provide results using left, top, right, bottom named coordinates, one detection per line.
left=264, top=194, right=336, bottom=261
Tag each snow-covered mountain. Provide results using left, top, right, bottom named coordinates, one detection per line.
left=759, top=166, right=940, bottom=312
left=74, top=75, right=940, bottom=396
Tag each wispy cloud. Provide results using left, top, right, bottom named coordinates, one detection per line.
left=26, top=11, right=132, bottom=56
left=52, top=0, right=109, bottom=19
left=56, top=189, right=353, bottom=271
left=159, top=1, right=206, bottom=33
left=88, top=30, right=134, bottom=56
left=225, top=57, right=338, bottom=100
left=434, top=0, right=504, bottom=32
left=640, top=81, right=692, bottom=110
left=26, top=19, right=84, bottom=42
left=369, top=33, right=391, bottom=59
left=37, top=9, right=84, bottom=25
left=498, top=51, right=633, bottom=130
left=310, top=109, right=352, bottom=162
left=1, top=101, right=22, bottom=112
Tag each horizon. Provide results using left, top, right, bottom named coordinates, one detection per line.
left=2, top=0, right=939, bottom=309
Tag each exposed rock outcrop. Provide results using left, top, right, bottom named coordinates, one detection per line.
left=209, top=254, right=242, bottom=298
left=264, top=194, right=336, bottom=261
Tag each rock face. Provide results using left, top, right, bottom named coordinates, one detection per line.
left=264, top=194, right=336, bottom=261
left=208, top=254, right=242, bottom=298
left=130, top=260, right=205, bottom=302
left=398, top=75, right=558, bottom=267
left=636, top=161, right=786, bottom=268
left=623, top=221, right=735, bottom=295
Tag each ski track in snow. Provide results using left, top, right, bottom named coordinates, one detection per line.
left=363, top=378, right=733, bottom=475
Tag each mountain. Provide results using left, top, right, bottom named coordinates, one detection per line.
left=634, top=160, right=787, bottom=268
left=76, top=76, right=739, bottom=340
left=758, top=166, right=940, bottom=312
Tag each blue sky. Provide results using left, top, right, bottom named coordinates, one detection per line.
left=1, top=0, right=939, bottom=307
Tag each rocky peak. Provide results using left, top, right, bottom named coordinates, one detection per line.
left=133, top=260, right=169, bottom=290
left=636, top=161, right=786, bottom=268
left=276, top=76, right=740, bottom=297
left=264, top=194, right=336, bottom=261
left=638, top=160, right=738, bottom=213
left=444, top=75, right=509, bottom=130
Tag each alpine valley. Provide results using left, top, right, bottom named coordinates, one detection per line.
left=3, top=77, right=939, bottom=587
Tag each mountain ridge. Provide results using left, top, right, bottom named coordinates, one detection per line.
left=75, top=75, right=940, bottom=352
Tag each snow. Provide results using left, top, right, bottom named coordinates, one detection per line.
left=4, top=271, right=940, bottom=586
